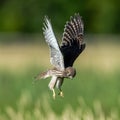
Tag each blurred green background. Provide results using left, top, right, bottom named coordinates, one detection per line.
left=0, top=0, right=120, bottom=34
left=0, top=0, right=120, bottom=120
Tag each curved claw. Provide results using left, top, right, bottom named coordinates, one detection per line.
left=52, top=88, right=56, bottom=99
left=58, top=91, right=64, bottom=97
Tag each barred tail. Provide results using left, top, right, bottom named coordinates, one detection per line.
left=34, top=70, right=50, bottom=80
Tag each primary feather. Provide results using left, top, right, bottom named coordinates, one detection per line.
left=43, top=16, right=65, bottom=71
left=61, top=13, right=86, bottom=68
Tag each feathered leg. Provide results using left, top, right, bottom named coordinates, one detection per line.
left=48, top=76, right=58, bottom=99
left=56, top=78, right=64, bottom=97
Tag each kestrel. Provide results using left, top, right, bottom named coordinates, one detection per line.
left=35, top=13, right=86, bottom=99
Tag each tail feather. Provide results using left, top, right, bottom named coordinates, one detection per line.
left=34, top=70, right=50, bottom=80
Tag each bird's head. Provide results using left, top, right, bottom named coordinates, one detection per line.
left=65, top=67, right=76, bottom=79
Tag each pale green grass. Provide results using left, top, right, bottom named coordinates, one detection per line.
left=0, top=42, right=119, bottom=71
left=0, top=91, right=120, bottom=120
left=0, top=42, right=120, bottom=120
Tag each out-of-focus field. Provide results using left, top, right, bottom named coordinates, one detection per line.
left=0, top=39, right=120, bottom=120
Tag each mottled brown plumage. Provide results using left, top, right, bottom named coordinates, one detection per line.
left=35, top=13, right=86, bottom=98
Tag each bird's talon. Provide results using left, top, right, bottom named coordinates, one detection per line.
left=58, top=91, right=64, bottom=97
left=52, top=89, right=56, bottom=99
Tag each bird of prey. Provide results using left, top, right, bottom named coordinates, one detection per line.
left=35, top=13, right=86, bottom=99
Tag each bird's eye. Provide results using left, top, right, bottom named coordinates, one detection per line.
left=67, top=73, right=71, bottom=76
left=67, top=73, right=73, bottom=79
left=67, top=73, right=72, bottom=79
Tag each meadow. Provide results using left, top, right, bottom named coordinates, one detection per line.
left=0, top=38, right=120, bottom=120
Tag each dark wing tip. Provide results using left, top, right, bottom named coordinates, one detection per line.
left=60, top=13, right=85, bottom=67
left=61, top=13, right=84, bottom=48
left=44, top=15, right=49, bottom=20
left=42, top=15, right=52, bottom=34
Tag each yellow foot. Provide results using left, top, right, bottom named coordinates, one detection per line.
left=58, top=91, right=64, bottom=97
left=52, top=89, right=56, bottom=99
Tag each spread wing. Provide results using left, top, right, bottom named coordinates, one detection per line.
left=43, top=16, right=65, bottom=71
left=60, top=13, right=86, bottom=68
